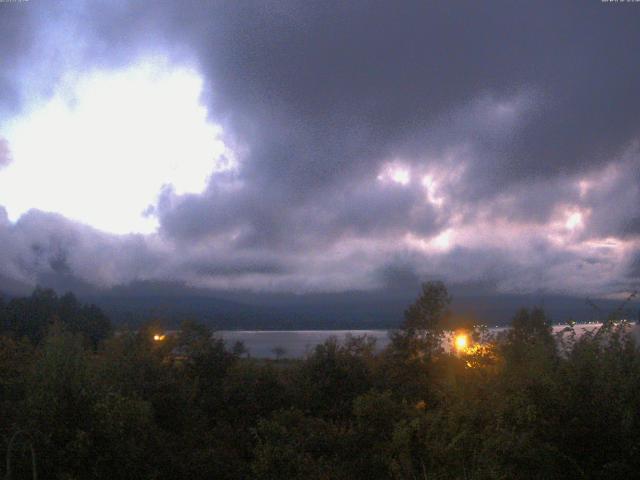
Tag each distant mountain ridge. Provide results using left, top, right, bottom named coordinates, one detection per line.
left=3, top=278, right=638, bottom=330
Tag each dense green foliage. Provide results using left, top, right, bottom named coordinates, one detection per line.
left=1, top=283, right=640, bottom=479
left=0, top=288, right=111, bottom=346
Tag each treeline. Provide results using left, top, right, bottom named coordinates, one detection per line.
left=1, top=283, right=640, bottom=479
left=0, top=288, right=111, bottom=346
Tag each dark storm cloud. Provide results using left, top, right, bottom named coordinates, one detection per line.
left=0, top=210, right=160, bottom=288
left=1, top=0, right=639, bottom=296
left=182, top=1, right=639, bottom=188
left=375, top=263, right=422, bottom=292
left=138, top=0, right=640, bottom=246
left=192, top=258, right=286, bottom=277
left=0, top=208, right=295, bottom=293
left=156, top=167, right=443, bottom=252
left=629, top=253, right=640, bottom=280
left=580, top=148, right=640, bottom=240
left=0, top=3, right=35, bottom=115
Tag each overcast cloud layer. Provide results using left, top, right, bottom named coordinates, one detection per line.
left=0, top=0, right=639, bottom=298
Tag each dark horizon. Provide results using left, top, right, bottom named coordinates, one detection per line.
left=2, top=279, right=637, bottom=331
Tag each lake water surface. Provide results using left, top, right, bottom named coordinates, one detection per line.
left=219, top=323, right=632, bottom=358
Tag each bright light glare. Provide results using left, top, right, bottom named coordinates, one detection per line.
left=391, top=168, right=410, bottom=185
left=153, top=334, right=166, bottom=342
left=0, top=59, right=231, bottom=234
left=454, top=333, right=468, bottom=352
left=377, top=163, right=411, bottom=185
left=565, top=212, right=582, bottom=230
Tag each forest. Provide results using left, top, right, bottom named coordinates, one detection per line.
left=1, top=283, right=639, bottom=479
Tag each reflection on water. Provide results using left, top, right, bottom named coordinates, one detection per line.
left=219, top=323, right=636, bottom=359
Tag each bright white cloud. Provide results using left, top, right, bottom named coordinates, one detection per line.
left=421, top=174, right=444, bottom=207
left=405, top=229, right=454, bottom=253
left=565, top=211, right=583, bottom=231
left=0, top=58, right=231, bottom=234
left=377, top=163, right=411, bottom=186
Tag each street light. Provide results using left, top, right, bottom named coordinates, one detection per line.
left=454, top=333, right=468, bottom=352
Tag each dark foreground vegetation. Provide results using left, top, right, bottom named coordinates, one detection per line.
left=1, top=284, right=640, bottom=479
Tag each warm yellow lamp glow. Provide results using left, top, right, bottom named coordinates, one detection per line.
left=454, top=333, right=468, bottom=352
left=153, top=334, right=166, bottom=342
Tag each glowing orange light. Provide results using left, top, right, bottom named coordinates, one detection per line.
left=153, top=334, right=166, bottom=342
left=454, top=333, right=468, bottom=352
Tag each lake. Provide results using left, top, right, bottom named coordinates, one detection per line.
left=218, top=323, right=632, bottom=358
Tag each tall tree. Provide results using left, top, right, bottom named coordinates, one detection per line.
left=391, top=281, right=452, bottom=359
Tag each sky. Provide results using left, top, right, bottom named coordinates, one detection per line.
left=0, top=0, right=639, bottom=300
